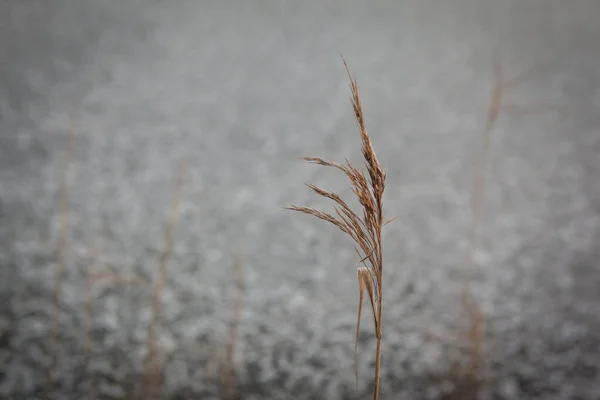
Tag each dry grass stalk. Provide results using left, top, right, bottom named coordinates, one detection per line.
left=458, top=302, right=485, bottom=380
left=82, top=244, right=150, bottom=400
left=85, top=272, right=149, bottom=358
left=139, top=161, right=187, bottom=400
left=48, top=116, right=77, bottom=391
left=221, top=253, right=245, bottom=400
left=459, top=55, right=565, bottom=390
left=83, top=246, right=100, bottom=361
left=468, top=58, right=503, bottom=261
left=288, top=59, right=387, bottom=400
left=468, top=56, right=565, bottom=270
left=83, top=241, right=151, bottom=359
left=469, top=56, right=566, bottom=262
left=459, top=58, right=509, bottom=393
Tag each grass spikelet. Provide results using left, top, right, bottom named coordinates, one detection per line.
left=288, top=59, right=388, bottom=400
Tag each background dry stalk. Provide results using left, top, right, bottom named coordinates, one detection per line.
left=83, top=245, right=149, bottom=400
left=221, top=253, right=245, bottom=400
left=469, top=55, right=567, bottom=265
left=460, top=58, right=513, bottom=392
left=288, top=60, right=387, bottom=400
left=458, top=303, right=485, bottom=381
left=83, top=246, right=100, bottom=362
left=458, top=55, right=567, bottom=391
left=139, top=161, right=187, bottom=400
left=84, top=271, right=149, bottom=360
left=48, top=116, right=77, bottom=392
left=82, top=240, right=150, bottom=359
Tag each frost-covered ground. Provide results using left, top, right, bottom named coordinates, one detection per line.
left=1, top=0, right=600, bottom=399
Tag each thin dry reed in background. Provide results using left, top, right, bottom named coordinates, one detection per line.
left=221, top=253, right=245, bottom=400
left=459, top=55, right=567, bottom=391
left=83, top=243, right=148, bottom=400
left=83, top=246, right=100, bottom=361
left=139, top=161, right=187, bottom=400
left=469, top=55, right=567, bottom=264
left=288, top=59, right=388, bottom=400
left=84, top=269, right=149, bottom=360
left=459, top=58, right=515, bottom=393
left=48, top=117, right=77, bottom=392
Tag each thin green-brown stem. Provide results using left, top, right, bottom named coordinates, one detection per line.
left=374, top=337, right=382, bottom=400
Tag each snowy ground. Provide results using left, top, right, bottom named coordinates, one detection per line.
left=1, top=1, right=599, bottom=399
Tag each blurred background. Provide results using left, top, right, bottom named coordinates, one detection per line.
left=1, top=0, right=599, bottom=399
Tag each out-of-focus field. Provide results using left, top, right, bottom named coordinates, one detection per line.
left=1, top=1, right=599, bottom=399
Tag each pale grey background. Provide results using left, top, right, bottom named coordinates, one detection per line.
left=1, top=1, right=599, bottom=399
